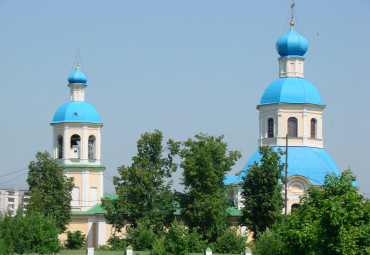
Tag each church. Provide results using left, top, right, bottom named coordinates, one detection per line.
left=50, top=19, right=341, bottom=248
left=225, top=19, right=341, bottom=215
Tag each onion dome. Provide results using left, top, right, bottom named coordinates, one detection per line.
left=276, top=27, right=308, bottom=57
left=51, top=102, right=102, bottom=124
left=68, top=64, right=87, bottom=84
left=260, top=77, right=324, bottom=106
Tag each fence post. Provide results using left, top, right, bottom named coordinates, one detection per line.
left=205, top=247, right=212, bottom=255
left=87, top=247, right=94, bottom=255
left=244, top=247, right=252, bottom=255
left=125, top=245, right=133, bottom=255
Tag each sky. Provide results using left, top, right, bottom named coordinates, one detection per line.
left=0, top=0, right=369, bottom=196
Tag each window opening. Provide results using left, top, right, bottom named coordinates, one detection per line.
left=287, top=117, right=298, bottom=137
left=291, top=203, right=300, bottom=213
left=88, top=135, right=96, bottom=159
left=310, top=118, right=317, bottom=138
left=268, top=118, right=274, bottom=138
left=57, top=135, right=63, bottom=159
left=70, top=134, right=81, bottom=159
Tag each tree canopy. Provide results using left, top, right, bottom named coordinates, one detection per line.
left=26, top=151, right=74, bottom=232
left=102, top=130, right=180, bottom=233
left=277, top=169, right=369, bottom=255
left=253, top=169, right=369, bottom=255
left=240, top=146, right=285, bottom=238
left=179, top=133, right=241, bottom=242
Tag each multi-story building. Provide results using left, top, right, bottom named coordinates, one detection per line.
left=0, top=189, right=29, bottom=216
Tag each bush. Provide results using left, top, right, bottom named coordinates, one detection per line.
left=151, top=236, right=167, bottom=255
left=214, top=228, right=247, bottom=254
left=253, top=228, right=283, bottom=255
left=164, top=220, right=206, bottom=255
left=107, top=234, right=130, bottom=250
left=64, top=230, right=86, bottom=249
left=0, top=212, right=61, bottom=254
left=127, top=219, right=157, bottom=250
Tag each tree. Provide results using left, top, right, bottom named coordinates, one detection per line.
left=179, top=133, right=241, bottom=242
left=102, top=130, right=180, bottom=233
left=274, top=169, right=370, bottom=255
left=0, top=212, right=61, bottom=254
left=240, top=146, right=285, bottom=238
left=26, top=151, right=74, bottom=232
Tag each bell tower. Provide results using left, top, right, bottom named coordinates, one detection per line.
left=51, top=64, right=105, bottom=212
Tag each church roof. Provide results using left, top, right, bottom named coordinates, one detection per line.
left=259, top=77, right=324, bottom=106
left=51, top=101, right=102, bottom=124
left=225, top=147, right=344, bottom=186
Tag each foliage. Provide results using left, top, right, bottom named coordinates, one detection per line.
left=126, top=219, right=157, bottom=250
left=273, top=169, right=370, bottom=255
left=240, top=146, right=285, bottom=238
left=213, top=228, right=247, bottom=254
left=252, top=228, right=284, bottom=255
left=102, top=130, right=180, bottom=234
left=151, top=236, right=167, bottom=255
left=103, top=234, right=130, bottom=251
left=0, top=212, right=61, bottom=254
left=26, top=151, right=74, bottom=232
left=179, top=133, right=241, bottom=242
left=64, top=230, right=86, bottom=250
left=164, top=220, right=206, bottom=255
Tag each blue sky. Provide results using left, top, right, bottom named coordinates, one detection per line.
left=0, top=0, right=369, bottom=196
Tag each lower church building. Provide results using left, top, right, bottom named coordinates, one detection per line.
left=50, top=19, right=343, bottom=248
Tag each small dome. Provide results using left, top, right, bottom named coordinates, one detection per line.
left=68, top=64, right=87, bottom=84
left=260, top=77, right=324, bottom=106
left=276, top=28, right=308, bottom=57
left=51, top=101, right=102, bottom=124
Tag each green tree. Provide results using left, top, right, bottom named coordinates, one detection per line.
left=275, top=169, right=370, bottom=255
left=102, top=130, right=180, bottom=233
left=26, top=151, right=74, bottom=232
left=179, top=133, right=241, bottom=242
left=65, top=230, right=86, bottom=250
left=240, top=146, right=284, bottom=238
left=0, top=212, right=61, bottom=254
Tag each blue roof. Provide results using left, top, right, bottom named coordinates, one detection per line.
left=225, top=147, right=349, bottom=187
left=276, top=28, right=308, bottom=57
left=260, top=77, right=324, bottom=106
left=51, top=101, right=102, bottom=124
left=68, top=65, right=87, bottom=84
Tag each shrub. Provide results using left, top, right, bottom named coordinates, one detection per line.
left=0, top=212, right=61, bottom=254
left=214, top=228, right=247, bottom=254
left=64, top=230, right=86, bottom=249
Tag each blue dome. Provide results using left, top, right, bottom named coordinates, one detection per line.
left=224, top=147, right=347, bottom=187
left=276, top=28, right=308, bottom=57
left=68, top=65, right=87, bottom=84
left=51, top=102, right=102, bottom=124
left=260, top=77, right=324, bottom=106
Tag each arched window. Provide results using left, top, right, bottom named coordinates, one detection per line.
left=88, top=135, right=96, bottom=159
left=310, top=118, right=317, bottom=138
left=268, top=118, right=274, bottom=138
left=291, top=203, right=300, bottom=213
left=287, top=117, right=298, bottom=137
left=57, top=135, right=63, bottom=159
left=70, top=134, right=81, bottom=159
